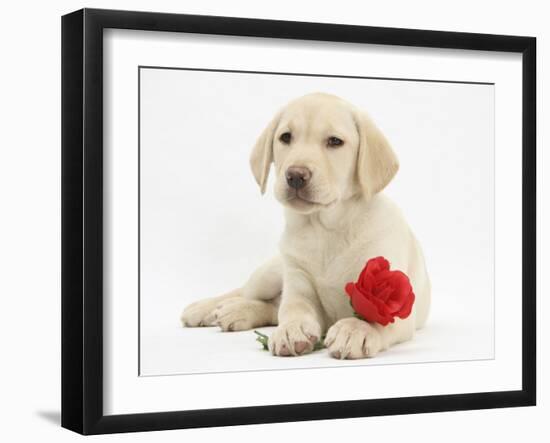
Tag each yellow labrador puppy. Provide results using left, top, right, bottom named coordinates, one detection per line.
left=181, top=93, right=430, bottom=359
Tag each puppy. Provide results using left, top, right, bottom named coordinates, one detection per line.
left=181, top=93, right=430, bottom=359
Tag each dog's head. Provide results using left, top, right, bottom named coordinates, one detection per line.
left=250, top=93, right=399, bottom=214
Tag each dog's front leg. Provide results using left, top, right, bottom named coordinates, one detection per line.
left=324, top=315, right=416, bottom=359
left=269, top=268, right=325, bottom=357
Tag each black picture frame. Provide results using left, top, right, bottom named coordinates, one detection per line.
left=61, top=8, right=536, bottom=435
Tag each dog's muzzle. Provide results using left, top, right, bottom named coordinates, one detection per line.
left=286, top=166, right=311, bottom=190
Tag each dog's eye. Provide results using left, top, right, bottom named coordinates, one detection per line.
left=327, top=136, right=344, bottom=148
left=279, top=132, right=292, bottom=144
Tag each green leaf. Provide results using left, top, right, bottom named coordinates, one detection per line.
left=313, top=337, right=326, bottom=351
left=254, top=330, right=325, bottom=352
left=254, top=330, right=270, bottom=351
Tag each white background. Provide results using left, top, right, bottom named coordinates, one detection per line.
left=0, top=0, right=546, bottom=442
left=139, top=68, right=495, bottom=376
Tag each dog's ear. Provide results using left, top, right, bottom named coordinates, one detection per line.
left=353, top=108, right=399, bottom=199
left=250, top=112, right=281, bottom=194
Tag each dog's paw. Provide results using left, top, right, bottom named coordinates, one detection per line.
left=207, top=298, right=276, bottom=332
left=180, top=298, right=224, bottom=327
left=325, top=317, right=382, bottom=359
left=269, top=320, right=321, bottom=356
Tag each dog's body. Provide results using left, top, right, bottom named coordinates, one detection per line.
left=181, top=93, right=430, bottom=359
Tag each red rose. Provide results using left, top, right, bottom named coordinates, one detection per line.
left=345, top=257, right=415, bottom=326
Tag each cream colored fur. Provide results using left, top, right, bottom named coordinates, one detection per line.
left=181, top=93, right=431, bottom=359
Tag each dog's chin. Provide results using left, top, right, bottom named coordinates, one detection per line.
left=279, top=191, right=337, bottom=214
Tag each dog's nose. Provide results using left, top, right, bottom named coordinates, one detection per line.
left=286, top=166, right=311, bottom=190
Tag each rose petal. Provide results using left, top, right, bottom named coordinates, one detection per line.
left=392, top=272, right=412, bottom=300
left=366, top=257, right=390, bottom=276
left=369, top=294, right=392, bottom=315
left=396, top=290, right=415, bottom=319
left=360, top=276, right=374, bottom=294
left=374, top=284, right=393, bottom=302
left=348, top=285, right=393, bottom=325
left=376, top=269, right=393, bottom=281
left=385, top=299, right=403, bottom=314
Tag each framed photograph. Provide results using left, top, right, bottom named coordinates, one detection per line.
left=61, top=8, right=536, bottom=435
